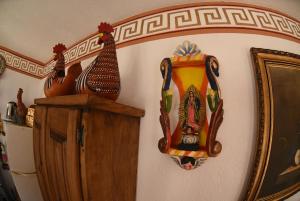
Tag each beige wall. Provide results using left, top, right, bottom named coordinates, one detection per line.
left=0, top=1, right=299, bottom=200
left=0, top=0, right=299, bottom=61
left=0, top=32, right=300, bottom=201
left=47, top=33, right=300, bottom=201
left=0, top=70, right=44, bottom=117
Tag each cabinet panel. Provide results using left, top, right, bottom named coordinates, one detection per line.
left=81, top=110, right=141, bottom=201
left=34, top=95, right=144, bottom=201
left=45, top=107, right=83, bottom=201
left=33, top=106, right=50, bottom=201
left=34, top=107, right=83, bottom=201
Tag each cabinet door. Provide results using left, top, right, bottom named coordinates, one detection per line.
left=44, top=107, right=83, bottom=201
left=33, top=106, right=50, bottom=201
left=81, top=110, right=141, bottom=201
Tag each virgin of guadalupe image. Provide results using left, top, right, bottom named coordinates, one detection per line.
left=158, top=41, right=224, bottom=170
left=178, top=85, right=205, bottom=151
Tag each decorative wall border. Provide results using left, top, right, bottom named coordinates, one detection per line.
left=0, top=46, right=46, bottom=78
left=0, top=2, right=299, bottom=79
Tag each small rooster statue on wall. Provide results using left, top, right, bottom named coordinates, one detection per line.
left=75, top=22, right=120, bottom=101
left=44, top=43, right=82, bottom=97
left=16, top=88, right=27, bottom=125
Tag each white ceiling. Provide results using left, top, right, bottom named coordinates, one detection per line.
left=0, top=0, right=299, bottom=62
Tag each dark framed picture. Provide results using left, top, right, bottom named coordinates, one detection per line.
left=246, top=48, right=300, bottom=201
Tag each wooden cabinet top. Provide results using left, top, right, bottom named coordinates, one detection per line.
left=35, top=94, right=145, bottom=118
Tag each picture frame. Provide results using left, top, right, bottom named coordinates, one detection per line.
left=0, top=55, right=6, bottom=76
left=246, top=48, right=300, bottom=201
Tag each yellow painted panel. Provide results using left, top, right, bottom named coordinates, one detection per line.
left=200, top=129, right=207, bottom=147
left=173, top=66, right=205, bottom=91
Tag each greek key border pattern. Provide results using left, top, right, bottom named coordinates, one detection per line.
left=111, top=7, right=300, bottom=42
left=1, top=4, right=300, bottom=79
left=49, top=5, right=300, bottom=70
left=0, top=49, right=45, bottom=78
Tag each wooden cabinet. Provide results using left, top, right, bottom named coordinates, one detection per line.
left=33, top=95, right=145, bottom=201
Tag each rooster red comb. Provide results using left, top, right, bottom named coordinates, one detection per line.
left=53, top=43, right=67, bottom=54
left=98, top=22, right=114, bottom=33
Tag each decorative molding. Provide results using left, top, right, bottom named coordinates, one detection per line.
left=0, top=46, right=46, bottom=78
left=0, top=2, right=299, bottom=79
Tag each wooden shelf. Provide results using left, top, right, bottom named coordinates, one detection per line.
left=35, top=94, right=145, bottom=117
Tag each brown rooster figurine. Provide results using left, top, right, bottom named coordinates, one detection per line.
left=44, top=43, right=82, bottom=97
left=16, top=88, right=27, bottom=125
left=75, top=22, right=120, bottom=100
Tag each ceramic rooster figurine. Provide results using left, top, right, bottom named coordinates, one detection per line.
left=75, top=22, right=120, bottom=100
left=44, top=43, right=82, bottom=97
left=16, top=88, right=27, bottom=125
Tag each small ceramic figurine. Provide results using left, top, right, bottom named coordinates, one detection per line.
left=25, top=105, right=35, bottom=127
left=44, top=43, right=82, bottom=97
left=75, top=22, right=120, bottom=100
left=158, top=41, right=224, bottom=170
left=16, top=88, right=27, bottom=125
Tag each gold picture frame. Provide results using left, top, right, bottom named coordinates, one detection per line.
left=246, top=48, right=300, bottom=201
